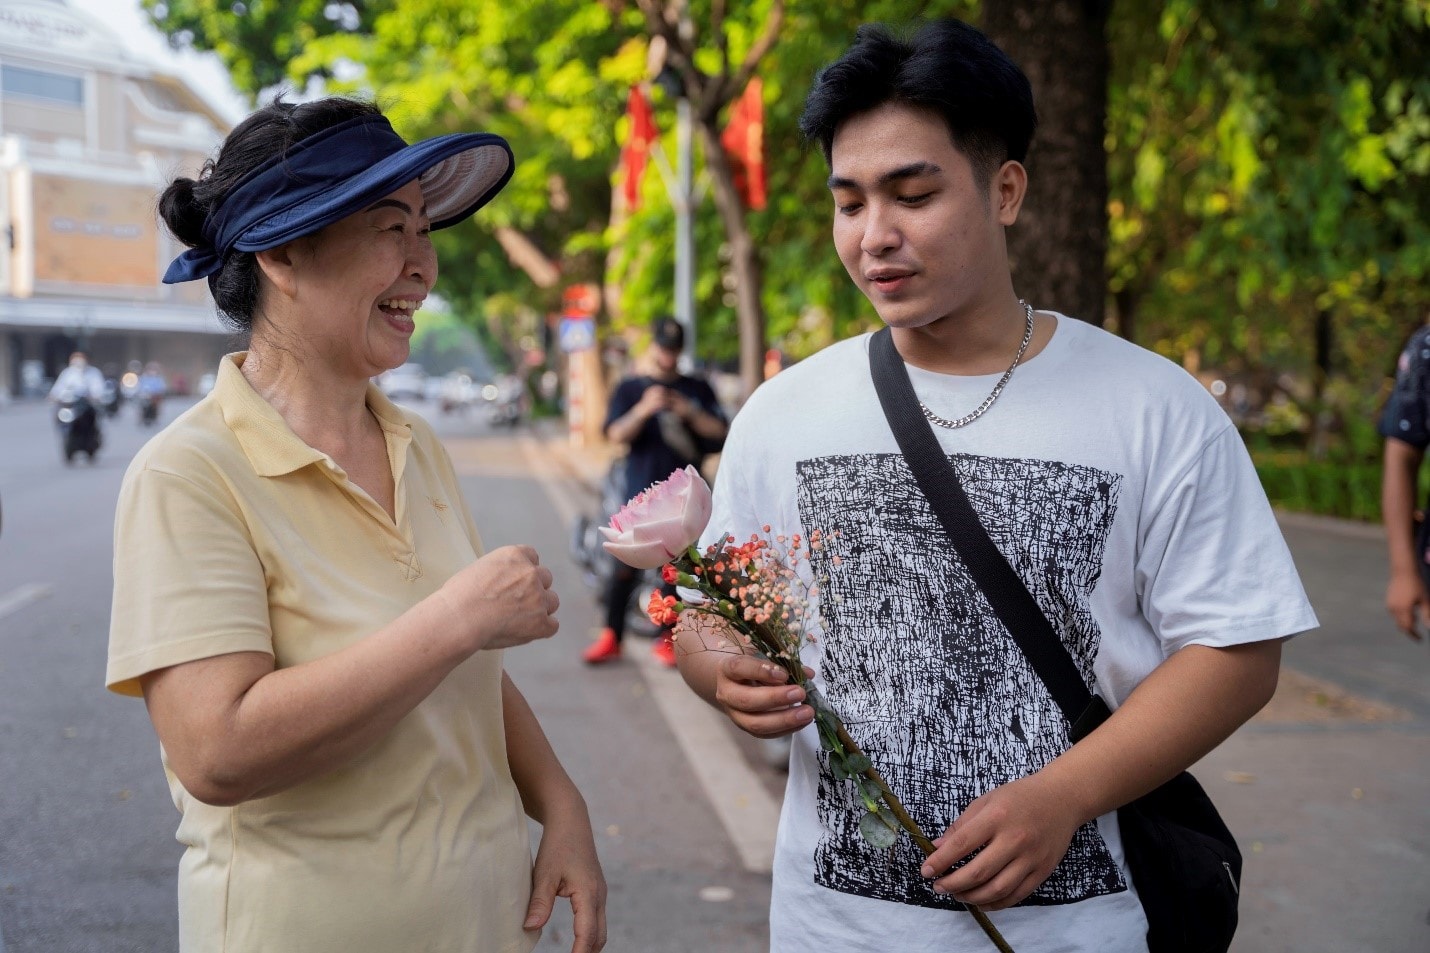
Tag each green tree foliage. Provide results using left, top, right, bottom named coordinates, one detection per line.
left=140, top=0, right=395, bottom=95
left=145, top=0, right=640, bottom=331
left=1107, top=0, right=1430, bottom=462
left=148, top=0, right=1427, bottom=485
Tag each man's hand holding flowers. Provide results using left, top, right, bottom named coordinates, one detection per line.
left=707, top=656, right=816, bottom=740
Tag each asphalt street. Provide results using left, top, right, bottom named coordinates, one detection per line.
left=0, top=394, right=1426, bottom=953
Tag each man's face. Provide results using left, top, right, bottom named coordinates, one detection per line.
left=828, top=103, right=1013, bottom=331
left=650, top=344, right=680, bottom=376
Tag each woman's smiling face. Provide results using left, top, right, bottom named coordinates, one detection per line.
left=281, top=179, right=437, bottom=379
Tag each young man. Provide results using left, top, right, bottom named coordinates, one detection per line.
left=583, top=316, right=727, bottom=666
left=673, top=19, right=1316, bottom=952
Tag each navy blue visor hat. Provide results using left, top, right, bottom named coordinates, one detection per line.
left=164, top=114, right=515, bottom=284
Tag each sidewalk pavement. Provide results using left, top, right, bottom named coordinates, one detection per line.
left=531, top=419, right=1430, bottom=952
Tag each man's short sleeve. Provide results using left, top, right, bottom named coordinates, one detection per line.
left=688, top=378, right=727, bottom=455
left=691, top=378, right=723, bottom=417
left=604, top=378, right=644, bottom=433
left=1135, top=425, right=1318, bottom=654
left=106, top=466, right=273, bottom=696
left=1380, top=328, right=1430, bottom=448
left=699, top=406, right=761, bottom=551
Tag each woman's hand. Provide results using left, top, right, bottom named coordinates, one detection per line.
left=523, top=796, right=607, bottom=953
left=435, top=545, right=559, bottom=651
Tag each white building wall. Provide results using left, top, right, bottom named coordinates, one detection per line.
left=0, top=0, right=233, bottom=397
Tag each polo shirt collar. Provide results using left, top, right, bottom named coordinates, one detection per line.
left=214, top=352, right=413, bottom=478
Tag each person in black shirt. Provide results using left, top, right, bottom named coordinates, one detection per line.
left=583, top=316, right=728, bottom=666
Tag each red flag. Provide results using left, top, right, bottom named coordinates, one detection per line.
left=620, top=86, right=657, bottom=210
left=720, top=78, right=766, bottom=210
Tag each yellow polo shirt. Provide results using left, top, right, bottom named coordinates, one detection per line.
left=107, top=353, right=536, bottom=953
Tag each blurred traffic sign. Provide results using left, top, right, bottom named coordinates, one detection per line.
left=559, top=317, right=596, bottom=353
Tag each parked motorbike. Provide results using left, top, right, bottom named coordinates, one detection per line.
left=55, top=395, right=102, bottom=464
left=569, top=458, right=658, bottom=640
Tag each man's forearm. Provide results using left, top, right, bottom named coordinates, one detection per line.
left=683, top=407, right=728, bottom=441
left=605, top=406, right=651, bottom=446
left=1383, top=440, right=1423, bottom=575
left=1035, top=640, right=1282, bottom=824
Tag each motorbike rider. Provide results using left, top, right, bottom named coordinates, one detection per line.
left=48, top=350, right=105, bottom=462
left=582, top=316, right=728, bottom=667
left=137, top=362, right=167, bottom=424
left=49, top=351, right=106, bottom=403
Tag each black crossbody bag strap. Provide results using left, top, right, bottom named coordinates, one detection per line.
left=867, top=327, right=1111, bottom=742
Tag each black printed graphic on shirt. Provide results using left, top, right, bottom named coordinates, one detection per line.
left=796, top=452, right=1126, bottom=909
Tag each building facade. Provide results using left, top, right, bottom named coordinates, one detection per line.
left=0, top=0, right=233, bottom=399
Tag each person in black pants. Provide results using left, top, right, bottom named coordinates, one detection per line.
left=583, top=316, right=727, bottom=666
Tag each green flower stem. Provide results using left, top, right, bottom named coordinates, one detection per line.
left=817, top=710, right=1015, bottom=953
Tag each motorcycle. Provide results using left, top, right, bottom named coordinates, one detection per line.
left=488, top=396, right=521, bottom=428
left=99, top=377, right=122, bottom=418
left=138, top=392, right=161, bottom=426
left=569, top=458, right=657, bottom=639
left=55, top=395, right=102, bottom=464
left=486, top=378, right=524, bottom=429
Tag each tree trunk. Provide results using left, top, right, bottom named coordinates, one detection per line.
left=1308, top=307, right=1333, bottom=458
left=493, top=226, right=561, bottom=289
left=983, top=0, right=1111, bottom=326
left=698, top=123, right=767, bottom=399
left=1112, top=285, right=1137, bottom=344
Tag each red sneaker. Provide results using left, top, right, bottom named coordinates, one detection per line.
left=582, top=628, right=622, bottom=664
left=651, top=630, right=678, bottom=668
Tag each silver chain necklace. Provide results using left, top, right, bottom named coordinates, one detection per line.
left=918, top=300, right=1035, bottom=430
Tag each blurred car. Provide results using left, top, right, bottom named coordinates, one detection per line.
left=196, top=372, right=217, bottom=397
left=377, top=363, right=427, bottom=401
left=439, top=371, right=483, bottom=413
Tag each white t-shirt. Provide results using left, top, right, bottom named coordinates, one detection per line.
left=701, top=315, right=1317, bottom=953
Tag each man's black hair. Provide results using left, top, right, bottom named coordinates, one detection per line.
left=798, top=18, right=1036, bottom=185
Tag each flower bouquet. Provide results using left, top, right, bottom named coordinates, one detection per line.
left=601, top=466, right=1014, bottom=953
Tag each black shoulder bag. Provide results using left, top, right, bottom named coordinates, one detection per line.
left=868, top=327, right=1241, bottom=953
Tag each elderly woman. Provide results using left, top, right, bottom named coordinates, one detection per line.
left=106, top=96, right=605, bottom=953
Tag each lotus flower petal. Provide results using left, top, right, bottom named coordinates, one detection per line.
left=601, top=465, right=713, bottom=569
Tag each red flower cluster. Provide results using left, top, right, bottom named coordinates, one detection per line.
left=646, top=590, right=681, bottom=627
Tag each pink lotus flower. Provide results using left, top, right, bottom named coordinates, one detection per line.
left=600, top=465, right=713, bottom=569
